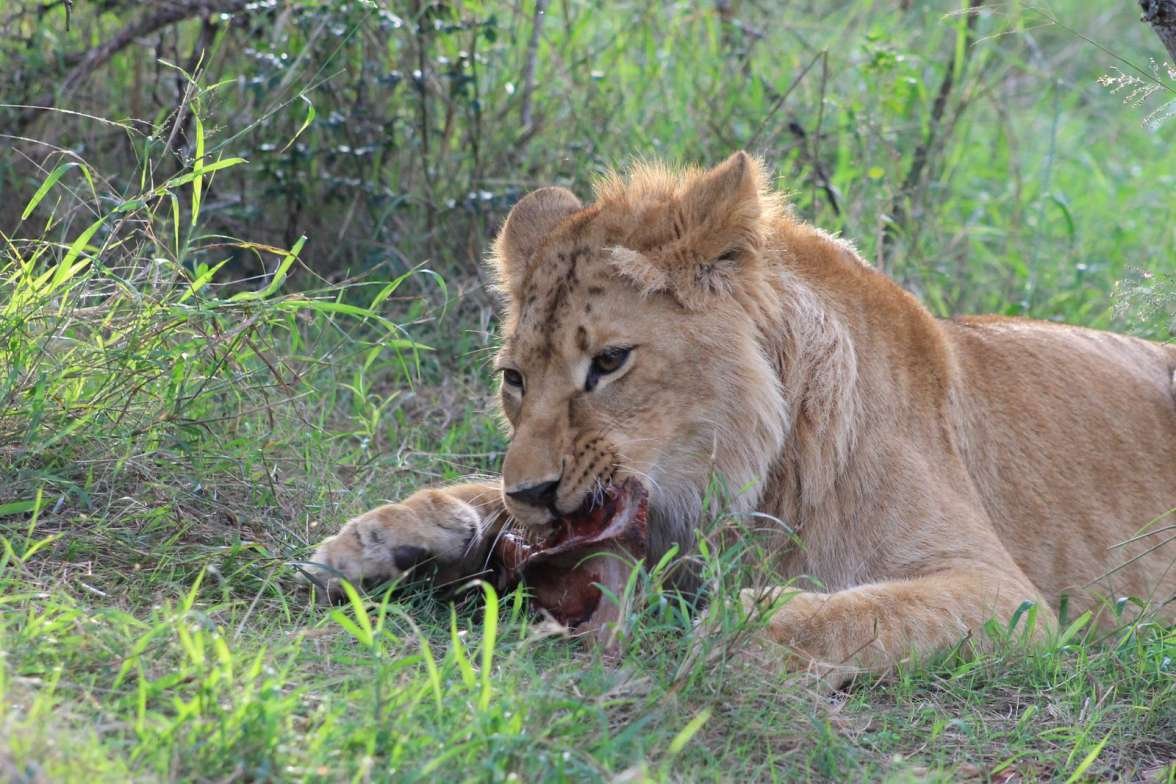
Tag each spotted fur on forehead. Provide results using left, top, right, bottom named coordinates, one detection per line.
left=513, top=239, right=613, bottom=363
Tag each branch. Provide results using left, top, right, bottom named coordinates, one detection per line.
left=16, top=0, right=248, bottom=132
left=1140, top=0, right=1176, bottom=63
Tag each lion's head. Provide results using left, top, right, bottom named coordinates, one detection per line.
left=491, top=153, right=799, bottom=554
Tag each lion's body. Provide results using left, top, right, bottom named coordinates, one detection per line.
left=309, top=153, right=1175, bottom=678
left=947, top=317, right=1176, bottom=610
left=757, top=225, right=1176, bottom=618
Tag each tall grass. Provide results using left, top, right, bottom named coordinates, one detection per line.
left=0, top=112, right=439, bottom=601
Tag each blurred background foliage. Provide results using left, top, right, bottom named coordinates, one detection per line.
left=2, top=0, right=1174, bottom=335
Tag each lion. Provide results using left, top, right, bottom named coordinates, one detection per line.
left=305, top=152, right=1176, bottom=678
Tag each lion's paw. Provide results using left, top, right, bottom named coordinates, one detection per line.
left=301, top=489, right=484, bottom=604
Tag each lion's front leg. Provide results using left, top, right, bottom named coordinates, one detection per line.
left=303, top=481, right=507, bottom=603
left=739, top=567, right=1055, bottom=684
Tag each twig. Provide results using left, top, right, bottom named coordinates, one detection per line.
left=166, top=15, right=218, bottom=157
left=746, top=50, right=823, bottom=151
left=518, top=0, right=549, bottom=137
left=810, top=51, right=837, bottom=217
left=785, top=119, right=841, bottom=218
left=162, top=69, right=198, bottom=157
left=467, top=22, right=486, bottom=270
left=411, top=0, right=437, bottom=260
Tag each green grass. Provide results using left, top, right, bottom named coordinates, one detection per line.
left=1, top=0, right=1174, bottom=781
left=1, top=544, right=1173, bottom=781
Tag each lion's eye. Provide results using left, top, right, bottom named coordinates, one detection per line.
left=592, top=347, right=630, bottom=374
left=586, top=346, right=631, bottom=391
left=501, top=368, right=524, bottom=391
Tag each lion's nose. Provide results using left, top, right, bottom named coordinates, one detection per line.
left=505, top=478, right=560, bottom=510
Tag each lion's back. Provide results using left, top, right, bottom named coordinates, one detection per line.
left=944, top=316, right=1176, bottom=616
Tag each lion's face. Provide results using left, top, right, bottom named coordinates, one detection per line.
left=491, top=155, right=789, bottom=536
left=495, top=249, right=714, bottom=529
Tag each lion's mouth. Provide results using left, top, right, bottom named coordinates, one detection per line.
left=491, top=478, right=649, bottom=635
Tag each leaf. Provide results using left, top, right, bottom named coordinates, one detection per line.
left=449, top=607, right=476, bottom=689
left=274, top=298, right=432, bottom=350
left=170, top=192, right=181, bottom=257
left=952, top=0, right=969, bottom=79
left=191, top=115, right=205, bottom=227
left=1007, top=599, right=1037, bottom=634
left=386, top=605, right=444, bottom=712
left=14, top=532, right=58, bottom=563
left=113, top=199, right=146, bottom=213
left=49, top=214, right=107, bottom=293
left=419, top=634, right=444, bottom=713
left=229, top=235, right=305, bottom=302
left=330, top=579, right=373, bottom=647
left=22, top=162, right=77, bottom=221
left=180, top=569, right=206, bottom=613
left=1057, top=611, right=1093, bottom=647
left=668, top=708, right=711, bottom=755
left=0, top=500, right=38, bottom=517
left=479, top=581, right=498, bottom=711
left=1064, top=732, right=1110, bottom=784
left=279, top=93, right=316, bottom=154
left=163, top=157, right=246, bottom=190
left=179, top=258, right=230, bottom=303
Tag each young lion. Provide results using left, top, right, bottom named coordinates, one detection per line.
left=305, top=152, right=1176, bottom=677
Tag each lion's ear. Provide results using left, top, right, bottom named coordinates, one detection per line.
left=605, top=153, right=771, bottom=309
left=681, top=150, right=763, bottom=230
left=493, top=186, right=582, bottom=294
left=654, top=152, right=769, bottom=308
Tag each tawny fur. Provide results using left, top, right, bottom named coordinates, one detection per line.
left=307, top=152, right=1176, bottom=681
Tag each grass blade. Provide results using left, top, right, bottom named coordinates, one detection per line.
left=1064, top=732, right=1111, bottom=784
left=21, top=162, right=77, bottom=221
left=668, top=708, right=711, bottom=756
left=279, top=93, right=316, bottom=154
left=449, top=607, right=476, bottom=689
left=191, top=115, right=205, bottom=227
left=163, top=157, right=246, bottom=190
left=330, top=580, right=374, bottom=647
left=230, top=235, right=305, bottom=302
left=479, top=581, right=498, bottom=711
left=0, top=500, right=38, bottom=517
left=48, top=214, right=107, bottom=293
